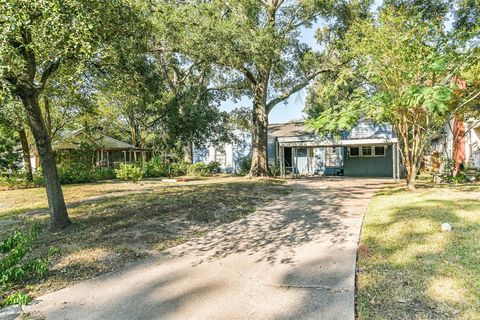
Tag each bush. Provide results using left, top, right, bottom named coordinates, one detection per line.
left=142, top=157, right=171, bottom=178
left=3, top=291, right=30, bottom=306
left=0, top=173, right=34, bottom=190
left=95, top=168, right=116, bottom=181
left=269, top=163, right=281, bottom=177
left=238, top=157, right=252, bottom=176
left=115, top=163, right=143, bottom=182
left=187, top=162, right=221, bottom=176
left=187, top=162, right=208, bottom=176
left=206, top=161, right=222, bottom=175
left=57, top=163, right=98, bottom=184
left=0, top=225, right=49, bottom=306
left=170, top=161, right=189, bottom=177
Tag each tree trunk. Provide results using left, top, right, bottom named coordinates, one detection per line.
left=406, top=162, right=417, bottom=190
left=140, top=135, right=148, bottom=163
left=249, top=83, right=269, bottom=177
left=22, top=93, right=71, bottom=229
left=18, top=128, right=33, bottom=181
left=44, top=97, right=52, bottom=138
left=183, top=141, right=193, bottom=164
left=452, top=118, right=466, bottom=176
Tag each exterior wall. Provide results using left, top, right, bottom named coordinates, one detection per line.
left=193, top=131, right=253, bottom=173
left=267, top=136, right=277, bottom=163
left=344, top=145, right=393, bottom=177
left=466, top=123, right=480, bottom=169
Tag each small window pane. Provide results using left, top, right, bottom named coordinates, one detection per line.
left=362, top=146, right=372, bottom=156
left=375, top=146, right=386, bottom=156
left=349, top=147, right=360, bottom=156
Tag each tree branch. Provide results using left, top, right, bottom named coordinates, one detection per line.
left=266, top=67, right=334, bottom=113
left=40, top=60, right=61, bottom=89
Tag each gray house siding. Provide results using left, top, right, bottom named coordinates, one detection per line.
left=344, top=145, right=393, bottom=177
left=267, top=137, right=277, bottom=164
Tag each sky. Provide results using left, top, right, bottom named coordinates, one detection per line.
left=220, top=0, right=386, bottom=124
left=219, top=24, right=322, bottom=124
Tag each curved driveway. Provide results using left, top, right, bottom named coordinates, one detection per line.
left=25, top=178, right=386, bottom=320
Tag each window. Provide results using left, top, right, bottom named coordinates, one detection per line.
left=362, top=146, right=372, bottom=156
left=214, top=149, right=226, bottom=165
left=349, top=147, right=360, bottom=157
left=374, top=146, right=386, bottom=157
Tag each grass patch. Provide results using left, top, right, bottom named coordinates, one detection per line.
left=0, top=177, right=290, bottom=299
left=357, top=183, right=480, bottom=319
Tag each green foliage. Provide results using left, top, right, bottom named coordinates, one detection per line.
left=269, top=163, right=281, bottom=177
left=169, top=162, right=189, bottom=177
left=2, top=291, right=30, bottom=306
left=95, top=168, right=116, bottom=181
left=142, top=157, right=171, bottom=178
left=0, top=225, right=49, bottom=306
left=238, top=157, right=252, bottom=176
left=306, top=4, right=469, bottom=187
left=0, top=173, right=34, bottom=190
left=115, top=163, right=143, bottom=182
left=187, top=161, right=222, bottom=176
left=57, top=164, right=98, bottom=184
left=0, top=125, right=20, bottom=173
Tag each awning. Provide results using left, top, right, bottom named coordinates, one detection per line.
left=278, top=137, right=398, bottom=148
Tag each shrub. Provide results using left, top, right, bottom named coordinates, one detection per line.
left=0, top=225, right=49, bottom=306
left=95, top=168, right=116, bottom=181
left=184, top=161, right=222, bottom=176
left=170, top=161, right=189, bottom=177
left=0, top=173, right=34, bottom=190
left=115, top=163, right=143, bottom=182
left=206, top=161, right=222, bottom=175
left=187, top=162, right=208, bottom=176
left=238, top=157, right=252, bottom=176
left=57, top=163, right=98, bottom=184
left=143, top=157, right=171, bottom=178
left=269, top=163, right=281, bottom=177
left=3, top=291, right=30, bottom=306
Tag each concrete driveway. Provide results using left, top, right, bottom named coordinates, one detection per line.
left=24, top=178, right=386, bottom=320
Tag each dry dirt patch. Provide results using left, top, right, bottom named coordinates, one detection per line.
left=0, top=177, right=290, bottom=298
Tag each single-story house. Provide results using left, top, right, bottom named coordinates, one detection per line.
left=194, top=120, right=403, bottom=179
left=30, top=129, right=151, bottom=171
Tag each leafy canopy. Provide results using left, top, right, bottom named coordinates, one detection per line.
left=307, top=6, right=457, bottom=135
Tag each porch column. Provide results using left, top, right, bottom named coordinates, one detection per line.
left=280, top=146, right=285, bottom=178
left=293, top=147, right=297, bottom=178
left=392, top=143, right=397, bottom=180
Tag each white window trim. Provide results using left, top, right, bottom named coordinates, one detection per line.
left=348, top=146, right=361, bottom=157
left=348, top=145, right=387, bottom=157
left=373, top=145, right=387, bottom=157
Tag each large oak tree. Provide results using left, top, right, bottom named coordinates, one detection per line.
left=0, top=0, right=147, bottom=229
left=157, top=0, right=337, bottom=176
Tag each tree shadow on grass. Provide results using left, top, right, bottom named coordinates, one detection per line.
left=357, top=197, right=480, bottom=319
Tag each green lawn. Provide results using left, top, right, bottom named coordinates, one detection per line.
left=0, top=177, right=290, bottom=300
left=357, top=183, right=480, bottom=319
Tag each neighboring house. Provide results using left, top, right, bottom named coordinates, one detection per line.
left=30, top=129, right=151, bottom=171
left=194, top=120, right=403, bottom=179
left=430, top=118, right=480, bottom=171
